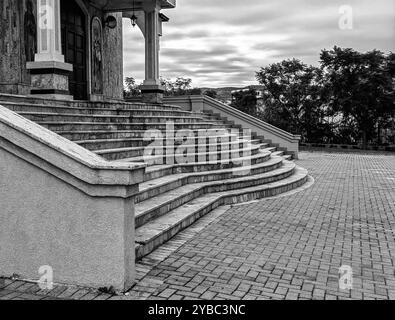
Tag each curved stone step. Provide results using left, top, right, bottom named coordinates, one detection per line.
left=137, top=154, right=279, bottom=202
left=141, top=149, right=271, bottom=181
left=135, top=161, right=295, bottom=227
left=76, top=135, right=263, bottom=151
left=56, top=129, right=250, bottom=141
left=283, top=154, right=293, bottom=161
left=122, top=144, right=262, bottom=165
left=94, top=140, right=260, bottom=161
left=135, top=166, right=309, bottom=259
left=272, top=150, right=285, bottom=157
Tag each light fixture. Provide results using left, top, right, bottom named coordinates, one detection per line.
left=130, top=14, right=137, bottom=27
left=104, top=15, right=117, bottom=29
left=131, top=0, right=137, bottom=27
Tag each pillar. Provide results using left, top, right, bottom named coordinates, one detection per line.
left=140, top=0, right=164, bottom=104
left=26, top=0, right=73, bottom=100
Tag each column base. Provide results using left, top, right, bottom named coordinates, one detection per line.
left=30, top=89, right=74, bottom=101
left=140, top=85, right=164, bottom=104
left=27, top=61, right=73, bottom=100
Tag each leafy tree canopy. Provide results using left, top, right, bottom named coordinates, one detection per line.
left=256, top=59, right=329, bottom=142
left=320, top=46, right=394, bottom=146
left=160, top=77, right=201, bottom=96
left=230, top=88, right=258, bottom=117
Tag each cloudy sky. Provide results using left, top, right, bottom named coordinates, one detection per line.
left=123, top=0, right=395, bottom=88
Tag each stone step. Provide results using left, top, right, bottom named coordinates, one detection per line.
left=0, top=94, right=181, bottom=110
left=135, top=159, right=292, bottom=227
left=120, top=144, right=263, bottom=165
left=196, top=114, right=229, bottom=123
left=57, top=129, right=250, bottom=141
left=262, top=147, right=277, bottom=153
left=141, top=150, right=272, bottom=182
left=0, top=94, right=87, bottom=107
left=135, top=166, right=309, bottom=259
left=93, top=139, right=257, bottom=161
left=272, top=150, right=285, bottom=157
left=0, top=101, right=188, bottom=116
left=37, top=122, right=223, bottom=132
left=137, top=153, right=278, bottom=201
left=76, top=136, right=263, bottom=151
left=20, top=112, right=207, bottom=124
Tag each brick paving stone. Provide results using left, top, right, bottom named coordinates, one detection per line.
left=4, top=280, right=26, bottom=291
left=79, top=292, right=101, bottom=300
left=69, top=289, right=92, bottom=300
left=93, top=294, right=113, bottom=300
left=158, top=288, right=176, bottom=298
left=18, top=293, right=43, bottom=300
left=41, top=296, right=65, bottom=300
left=56, top=287, right=80, bottom=299
left=15, top=282, right=37, bottom=293
left=0, top=291, right=22, bottom=300
left=200, top=291, right=217, bottom=300
left=275, top=286, right=288, bottom=296
left=0, top=289, right=13, bottom=298
left=193, top=286, right=208, bottom=294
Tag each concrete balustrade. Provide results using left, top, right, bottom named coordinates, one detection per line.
left=164, top=95, right=301, bottom=159
left=0, top=105, right=145, bottom=291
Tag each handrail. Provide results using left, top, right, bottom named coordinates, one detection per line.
left=0, top=105, right=146, bottom=190
left=202, top=95, right=301, bottom=142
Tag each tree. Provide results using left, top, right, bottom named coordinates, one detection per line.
left=160, top=77, right=201, bottom=96
left=124, top=76, right=141, bottom=97
left=320, top=47, right=394, bottom=147
left=174, top=77, right=192, bottom=95
left=189, top=87, right=202, bottom=95
left=256, top=59, right=328, bottom=141
left=231, top=88, right=258, bottom=117
left=204, top=89, right=218, bottom=99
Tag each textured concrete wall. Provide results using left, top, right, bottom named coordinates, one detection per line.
left=0, top=146, right=135, bottom=290
left=0, top=142, right=137, bottom=290
left=0, top=0, right=34, bottom=95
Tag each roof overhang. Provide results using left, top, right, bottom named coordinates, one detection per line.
left=92, top=0, right=176, bottom=12
left=159, top=13, right=170, bottom=22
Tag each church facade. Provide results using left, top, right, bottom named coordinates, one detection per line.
left=0, top=0, right=176, bottom=103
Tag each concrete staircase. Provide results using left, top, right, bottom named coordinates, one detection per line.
left=0, top=94, right=308, bottom=260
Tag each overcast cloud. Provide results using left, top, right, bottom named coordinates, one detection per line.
left=123, top=0, right=395, bottom=87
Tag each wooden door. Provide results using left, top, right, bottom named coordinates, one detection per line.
left=61, top=0, right=87, bottom=100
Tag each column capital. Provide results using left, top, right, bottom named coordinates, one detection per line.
left=143, top=0, right=161, bottom=12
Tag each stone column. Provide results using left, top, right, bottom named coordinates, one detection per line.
left=140, top=0, right=164, bottom=104
left=26, top=0, right=73, bottom=100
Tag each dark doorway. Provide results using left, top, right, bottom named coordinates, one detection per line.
left=61, top=0, right=87, bottom=100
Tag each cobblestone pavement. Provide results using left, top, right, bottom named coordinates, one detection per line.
left=1, top=152, right=395, bottom=300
